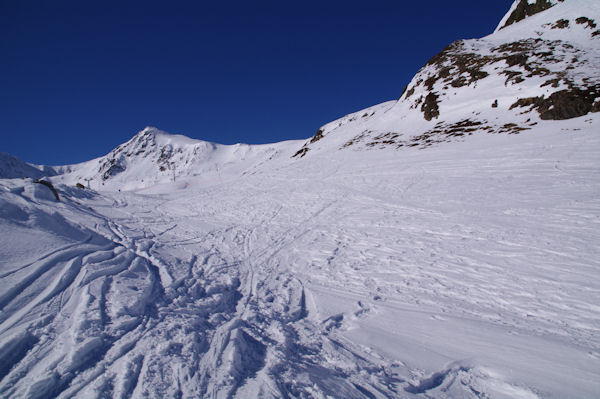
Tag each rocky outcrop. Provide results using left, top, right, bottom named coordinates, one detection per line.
left=499, top=0, right=559, bottom=30
left=511, top=85, right=600, bottom=120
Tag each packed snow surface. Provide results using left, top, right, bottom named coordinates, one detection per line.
left=1, top=116, right=599, bottom=398
left=1, top=0, right=600, bottom=397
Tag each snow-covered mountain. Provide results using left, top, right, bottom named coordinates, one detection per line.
left=293, top=0, right=600, bottom=156
left=39, top=1, right=599, bottom=192
left=1, top=1, right=599, bottom=398
left=0, top=152, right=56, bottom=180
left=51, top=127, right=299, bottom=191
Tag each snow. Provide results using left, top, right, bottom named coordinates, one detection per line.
left=0, top=152, right=55, bottom=180
left=490, top=0, right=600, bottom=46
left=494, top=0, right=522, bottom=33
left=290, top=0, right=600, bottom=159
left=1, top=115, right=599, bottom=398
left=1, top=0, right=599, bottom=398
left=47, top=126, right=302, bottom=192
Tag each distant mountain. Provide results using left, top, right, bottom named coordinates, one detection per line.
left=50, top=127, right=299, bottom=191
left=2, top=0, right=598, bottom=192
left=0, top=152, right=55, bottom=179
left=293, top=0, right=600, bottom=156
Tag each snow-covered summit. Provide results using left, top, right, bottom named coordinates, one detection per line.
left=293, top=0, right=599, bottom=157
left=0, top=152, right=56, bottom=179
left=51, top=127, right=300, bottom=191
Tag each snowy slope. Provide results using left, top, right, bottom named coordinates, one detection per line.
left=51, top=127, right=301, bottom=191
left=1, top=117, right=599, bottom=399
left=293, top=0, right=600, bottom=157
left=0, top=152, right=56, bottom=180
left=1, top=1, right=599, bottom=398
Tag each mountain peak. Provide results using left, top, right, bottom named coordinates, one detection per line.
left=0, top=152, right=47, bottom=179
left=290, top=0, right=599, bottom=157
left=496, top=0, right=560, bottom=32
left=137, top=126, right=167, bottom=137
left=132, top=126, right=208, bottom=147
left=46, top=125, right=296, bottom=191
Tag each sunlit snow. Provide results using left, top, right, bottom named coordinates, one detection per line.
left=1, top=1, right=599, bottom=398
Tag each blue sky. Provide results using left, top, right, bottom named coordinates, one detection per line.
left=1, top=0, right=512, bottom=165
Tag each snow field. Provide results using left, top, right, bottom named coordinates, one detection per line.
left=0, top=0, right=599, bottom=397
left=2, top=114, right=599, bottom=397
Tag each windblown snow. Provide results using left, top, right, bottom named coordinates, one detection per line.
left=1, top=1, right=599, bottom=398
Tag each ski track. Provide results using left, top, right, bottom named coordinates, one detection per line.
left=3, top=1, right=600, bottom=394
left=2, top=128, right=599, bottom=398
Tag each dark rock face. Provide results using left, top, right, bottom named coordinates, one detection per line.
left=309, top=129, right=324, bottom=144
left=421, top=93, right=440, bottom=121
left=552, top=19, right=570, bottom=29
left=500, top=0, right=556, bottom=30
left=510, top=85, right=600, bottom=120
left=575, top=17, right=597, bottom=29
left=292, top=147, right=309, bottom=158
left=96, top=130, right=184, bottom=181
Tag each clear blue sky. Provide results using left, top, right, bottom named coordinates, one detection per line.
left=1, top=0, right=511, bottom=165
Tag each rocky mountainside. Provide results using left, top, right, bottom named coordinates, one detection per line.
left=293, top=0, right=599, bottom=156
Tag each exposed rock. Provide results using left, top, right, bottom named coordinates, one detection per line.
left=292, top=147, right=309, bottom=158
left=424, top=41, right=491, bottom=90
left=510, top=85, right=600, bottom=120
left=575, top=17, right=597, bottom=29
left=500, top=0, right=556, bottom=30
left=294, top=0, right=598, bottom=155
left=341, top=131, right=369, bottom=148
left=365, top=132, right=402, bottom=148
left=413, top=37, right=575, bottom=116
left=99, top=157, right=126, bottom=181
left=421, top=93, right=440, bottom=121
left=309, top=129, right=324, bottom=144
left=552, top=19, right=570, bottom=29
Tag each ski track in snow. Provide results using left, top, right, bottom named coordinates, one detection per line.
left=1, top=0, right=600, bottom=396
left=1, top=124, right=599, bottom=398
